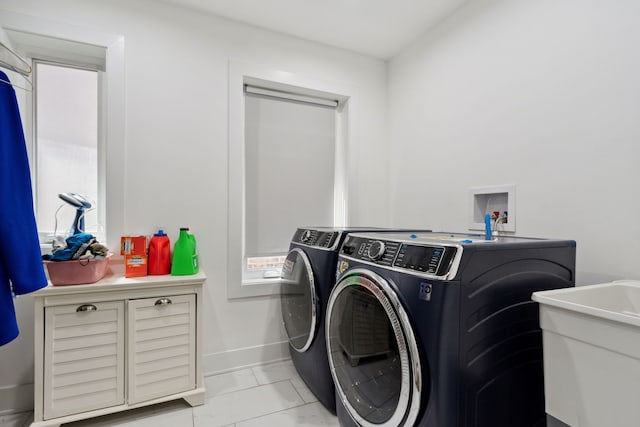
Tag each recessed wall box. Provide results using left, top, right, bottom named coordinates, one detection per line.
left=469, top=185, right=516, bottom=232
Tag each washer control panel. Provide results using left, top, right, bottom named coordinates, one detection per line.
left=341, top=236, right=458, bottom=277
left=293, top=228, right=340, bottom=249
left=394, top=243, right=446, bottom=274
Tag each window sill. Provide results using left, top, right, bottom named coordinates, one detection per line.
left=242, top=277, right=283, bottom=286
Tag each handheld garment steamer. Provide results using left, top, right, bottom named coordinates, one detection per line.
left=58, top=193, right=92, bottom=234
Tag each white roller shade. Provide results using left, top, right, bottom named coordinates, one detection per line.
left=244, top=92, right=336, bottom=257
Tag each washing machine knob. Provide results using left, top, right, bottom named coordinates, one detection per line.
left=367, top=240, right=386, bottom=261
left=301, top=229, right=312, bottom=243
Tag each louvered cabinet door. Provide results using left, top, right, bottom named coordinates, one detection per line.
left=43, top=301, right=125, bottom=420
left=128, top=294, right=196, bottom=404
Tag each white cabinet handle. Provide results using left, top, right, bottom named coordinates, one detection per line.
left=154, top=298, right=172, bottom=306
left=76, top=304, right=97, bottom=312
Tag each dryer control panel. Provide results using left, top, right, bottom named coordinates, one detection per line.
left=293, top=228, right=340, bottom=249
left=341, top=236, right=459, bottom=277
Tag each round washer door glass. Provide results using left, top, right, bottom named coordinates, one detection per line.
left=326, top=270, right=422, bottom=427
left=280, top=248, right=317, bottom=352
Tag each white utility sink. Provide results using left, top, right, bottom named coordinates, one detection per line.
left=532, top=280, right=640, bottom=427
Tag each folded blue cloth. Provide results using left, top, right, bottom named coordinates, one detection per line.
left=45, top=233, right=96, bottom=261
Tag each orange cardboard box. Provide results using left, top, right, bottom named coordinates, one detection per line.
left=121, top=236, right=147, bottom=256
left=125, top=254, right=148, bottom=278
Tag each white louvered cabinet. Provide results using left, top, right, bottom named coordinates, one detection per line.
left=31, top=268, right=206, bottom=427
left=43, top=301, right=125, bottom=420
left=128, top=294, right=195, bottom=404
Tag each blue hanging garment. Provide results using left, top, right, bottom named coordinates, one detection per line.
left=0, top=71, right=48, bottom=346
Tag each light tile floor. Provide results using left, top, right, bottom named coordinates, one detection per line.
left=0, top=360, right=339, bottom=427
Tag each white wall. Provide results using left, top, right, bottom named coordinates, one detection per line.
left=388, top=0, right=640, bottom=285
left=0, top=0, right=389, bottom=413
left=5, top=0, right=638, bottom=415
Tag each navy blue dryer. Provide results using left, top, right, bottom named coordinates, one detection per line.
left=280, top=227, right=376, bottom=414
left=281, top=227, right=430, bottom=414
left=326, top=232, right=576, bottom=427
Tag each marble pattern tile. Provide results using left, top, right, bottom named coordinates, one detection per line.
left=205, top=368, right=259, bottom=398
left=290, top=375, right=319, bottom=404
left=193, top=381, right=304, bottom=427
left=1, top=360, right=339, bottom=427
left=251, top=360, right=299, bottom=385
left=235, top=402, right=339, bottom=427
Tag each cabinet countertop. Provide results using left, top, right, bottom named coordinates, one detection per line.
left=36, top=261, right=207, bottom=296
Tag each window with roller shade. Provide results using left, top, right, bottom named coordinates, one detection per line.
left=227, top=61, right=354, bottom=299
left=243, top=88, right=338, bottom=282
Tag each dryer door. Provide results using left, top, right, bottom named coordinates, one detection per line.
left=280, top=248, right=318, bottom=352
left=326, top=268, right=422, bottom=427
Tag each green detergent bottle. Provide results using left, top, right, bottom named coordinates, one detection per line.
left=171, top=227, right=199, bottom=275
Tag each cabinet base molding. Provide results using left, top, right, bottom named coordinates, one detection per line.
left=29, top=387, right=206, bottom=427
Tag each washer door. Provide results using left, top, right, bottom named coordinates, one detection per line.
left=326, top=269, right=422, bottom=427
left=280, top=248, right=318, bottom=352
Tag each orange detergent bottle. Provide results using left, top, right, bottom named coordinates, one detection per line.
left=148, top=229, right=171, bottom=275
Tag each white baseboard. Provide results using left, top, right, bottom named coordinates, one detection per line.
left=0, top=382, right=33, bottom=415
left=203, top=340, right=290, bottom=376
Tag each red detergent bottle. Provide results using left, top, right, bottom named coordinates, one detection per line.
left=148, top=229, right=171, bottom=275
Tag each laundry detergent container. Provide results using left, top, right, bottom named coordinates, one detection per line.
left=44, top=254, right=112, bottom=286
left=532, top=280, right=640, bottom=427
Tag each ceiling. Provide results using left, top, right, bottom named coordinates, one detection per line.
left=157, top=0, right=468, bottom=59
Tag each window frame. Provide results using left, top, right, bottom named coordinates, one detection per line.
left=32, top=59, right=104, bottom=246
left=1, top=11, right=125, bottom=253
left=227, top=60, right=357, bottom=299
